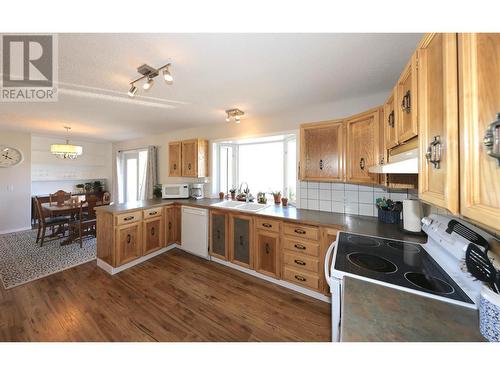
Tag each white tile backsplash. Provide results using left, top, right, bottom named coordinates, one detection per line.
left=298, top=181, right=409, bottom=218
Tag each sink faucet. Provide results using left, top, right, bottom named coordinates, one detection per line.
left=239, top=182, right=250, bottom=203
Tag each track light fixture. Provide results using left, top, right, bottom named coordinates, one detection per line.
left=128, top=62, right=173, bottom=97
left=225, top=108, right=245, bottom=124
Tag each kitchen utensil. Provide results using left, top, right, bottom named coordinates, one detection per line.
left=402, top=199, right=422, bottom=233
left=465, top=243, right=499, bottom=293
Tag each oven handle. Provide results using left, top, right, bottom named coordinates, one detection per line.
left=324, top=240, right=336, bottom=287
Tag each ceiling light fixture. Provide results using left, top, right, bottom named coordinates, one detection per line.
left=225, top=108, right=245, bottom=124
left=128, top=62, right=173, bottom=97
left=50, top=126, right=83, bottom=160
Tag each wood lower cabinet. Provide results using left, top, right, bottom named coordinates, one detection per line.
left=418, top=33, right=460, bottom=214
left=255, top=229, right=280, bottom=278
left=165, top=205, right=181, bottom=246
left=210, top=210, right=228, bottom=260
left=181, top=139, right=208, bottom=177
left=459, top=33, right=500, bottom=231
left=299, top=120, right=344, bottom=181
left=143, top=216, right=164, bottom=255
left=396, top=52, right=418, bottom=143
left=229, top=213, right=254, bottom=269
left=115, top=222, right=142, bottom=266
left=345, top=107, right=380, bottom=184
left=168, top=141, right=182, bottom=177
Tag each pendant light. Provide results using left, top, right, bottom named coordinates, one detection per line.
left=50, top=127, right=83, bottom=160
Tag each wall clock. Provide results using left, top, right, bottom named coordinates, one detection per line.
left=0, top=146, right=23, bottom=168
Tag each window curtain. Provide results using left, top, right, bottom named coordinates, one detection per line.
left=114, top=151, right=125, bottom=204
left=140, top=145, right=158, bottom=200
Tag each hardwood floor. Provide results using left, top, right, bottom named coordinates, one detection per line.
left=0, top=249, right=331, bottom=341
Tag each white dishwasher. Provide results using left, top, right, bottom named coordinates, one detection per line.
left=181, top=206, right=209, bottom=259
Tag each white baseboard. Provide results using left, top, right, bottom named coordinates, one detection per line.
left=211, top=257, right=331, bottom=303
left=0, top=226, right=32, bottom=235
left=97, top=244, right=177, bottom=275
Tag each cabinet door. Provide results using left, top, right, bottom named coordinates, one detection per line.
left=345, top=108, right=379, bottom=184
left=143, top=217, right=163, bottom=255
left=115, top=222, right=142, bottom=266
left=229, top=214, right=253, bottom=269
left=210, top=210, right=228, bottom=260
left=168, top=142, right=182, bottom=177
left=459, top=33, right=500, bottom=231
left=384, top=87, right=399, bottom=149
left=300, top=121, right=344, bottom=181
left=418, top=33, right=459, bottom=214
left=174, top=206, right=182, bottom=243
left=165, top=206, right=177, bottom=246
left=255, top=230, right=280, bottom=278
left=181, top=140, right=198, bottom=177
left=397, top=52, right=418, bottom=143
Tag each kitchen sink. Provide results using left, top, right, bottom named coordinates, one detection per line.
left=211, top=201, right=246, bottom=208
left=210, top=201, right=268, bottom=212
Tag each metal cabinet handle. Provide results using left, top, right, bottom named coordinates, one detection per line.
left=173, top=163, right=177, bottom=170
left=239, top=235, right=244, bottom=246
left=401, top=90, right=411, bottom=113
left=127, top=234, right=131, bottom=244
left=149, top=211, right=157, bottom=216
left=216, top=229, right=221, bottom=240
left=124, top=216, right=134, bottom=221
left=425, top=135, right=442, bottom=169
left=151, top=227, right=155, bottom=236
left=295, top=275, right=306, bottom=282
left=380, top=156, right=385, bottom=165
left=265, top=243, right=270, bottom=254
left=294, top=259, right=306, bottom=266
left=319, top=159, right=324, bottom=170
left=388, top=110, right=395, bottom=128
left=294, top=243, right=306, bottom=250
left=484, top=113, right=500, bottom=167
left=294, top=229, right=306, bottom=235
left=359, top=158, right=365, bottom=170
left=168, top=222, right=172, bottom=230
left=262, top=223, right=272, bottom=228
left=188, top=163, right=192, bottom=170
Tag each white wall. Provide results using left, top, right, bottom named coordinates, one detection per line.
left=112, top=90, right=388, bottom=198
left=31, top=135, right=113, bottom=195
left=0, top=131, right=32, bottom=234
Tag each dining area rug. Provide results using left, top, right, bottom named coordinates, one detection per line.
left=0, top=229, right=96, bottom=289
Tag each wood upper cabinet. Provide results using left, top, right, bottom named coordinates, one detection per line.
left=210, top=210, right=228, bottom=260
left=384, top=87, right=399, bottom=149
left=418, top=33, right=460, bottom=214
left=299, top=120, right=344, bottom=181
left=396, top=52, right=418, bottom=143
left=229, top=213, right=253, bottom=269
left=255, top=229, right=280, bottom=279
left=168, top=142, right=182, bottom=177
left=458, top=33, right=500, bottom=231
left=115, top=222, right=142, bottom=266
left=181, top=139, right=208, bottom=177
left=165, top=205, right=180, bottom=246
left=345, top=108, right=380, bottom=184
left=143, top=216, right=164, bottom=255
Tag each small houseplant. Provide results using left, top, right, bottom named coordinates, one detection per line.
left=229, top=188, right=237, bottom=200
left=272, top=191, right=281, bottom=204
left=75, top=183, right=85, bottom=194
left=93, top=180, right=103, bottom=192
left=281, top=196, right=289, bottom=207
left=84, top=182, right=93, bottom=193
left=153, top=184, right=162, bottom=199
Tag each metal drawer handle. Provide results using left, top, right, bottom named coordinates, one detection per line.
left=484, top=113, right=500, bottom=167
left=294, top=229, right=306, bottom=235
left=319, top=159, right=324, bottom=170
left=149, top=211, right=157, bottom=216
left=294, top=243, right=306, bottom=250
left=265, top=243, right=270, bottom=254
left=294, top=259, right=306, bottom=266
left=124, top=216, right=134, bottom=221
left=151, top=227, right=155, bottom=236
left=295, top=275, right=306, bottom=282
left=127, top=234, right=131, bottom=244
left=388, top=110, right=395, bottom=128
left=262, top=223, right=272, bottom=228
left=425, top=135, right=442, bottom=169
left=359, top=157, right=365, bottom=170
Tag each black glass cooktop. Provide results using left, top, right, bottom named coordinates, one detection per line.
left=334, top=232, right=473, bottom=304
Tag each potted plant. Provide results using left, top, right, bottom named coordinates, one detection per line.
left=281, top=197, right=289, bottom=207
left=257, top=192, right=267, bottom=204
left=229, top=188, right=237, bottom=200
left=153, top=184, right=162, bottom=199
left=93, top=180, right=103, bottom=193
left=75, top=183, right=85, bottom=194
left=272, top=191, right=281, bottom=204
left=84, top=182, right=93, bottom=193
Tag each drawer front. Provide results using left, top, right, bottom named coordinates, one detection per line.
left=255, top=217, right=281, bottom=233
left=283, top=223, right=319, bottom=241
left=283, top=237, right=319, bottom=257
left=283, top=251, right=319, bottom=273
left=283, top=266, right=319, bottom=290
left=143, top=207, right=162, bottom=219
left=115, top=211, right=141, bottom=226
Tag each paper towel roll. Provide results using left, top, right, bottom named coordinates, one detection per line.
left=403, top=199, right=422, bottom=232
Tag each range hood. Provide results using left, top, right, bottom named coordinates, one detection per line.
left=368, top=148, right=418, bottom=174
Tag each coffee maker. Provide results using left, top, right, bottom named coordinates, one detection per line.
left=190, top=183, right=204, bottom=199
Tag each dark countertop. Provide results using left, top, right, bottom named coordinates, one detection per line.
left=96, top=198, right=426, bottom=243
left=341, top=276, right=485, bottom=342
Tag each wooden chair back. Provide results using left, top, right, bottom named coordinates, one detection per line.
left=82, top=194, right=98, bottom=221
left=50, top=190, right=71, bottom=206
left=34, top=197, right=47, bottom=226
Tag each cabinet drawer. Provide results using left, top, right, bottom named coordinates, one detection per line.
left=283, top=266, right=319, bottom=290
left=283, top=223, right=319, bottom=241
left=115, top=211, right=141, bottom=226
left=143, top=207, right=162, bottom=219
left=283, top=237, right=319, bottom=257
left=255, top=217, right=281, bottom=232
left=283, top=251, right=319, bottom=273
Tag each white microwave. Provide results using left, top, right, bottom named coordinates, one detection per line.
left=162, top=184, right=190, bottom=199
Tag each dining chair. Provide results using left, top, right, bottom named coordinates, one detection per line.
left=69, top=195, right=98, bottom=248
left=49, top=190, right=71, bottom=206
left=34, top=197, right=71, bottom=247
